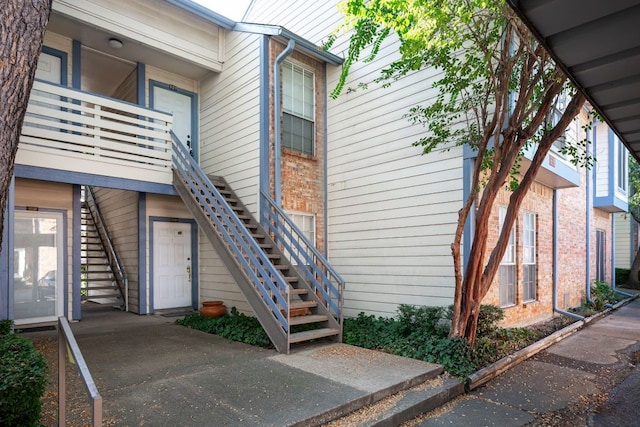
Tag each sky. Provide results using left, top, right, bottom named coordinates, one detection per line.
left=192, top=0, right=252, bottom=21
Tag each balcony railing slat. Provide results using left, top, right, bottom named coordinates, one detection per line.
left=19, top=80, right=174, bottom=185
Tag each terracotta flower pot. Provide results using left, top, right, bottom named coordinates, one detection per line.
left=200, top=300, right=226, bottom=318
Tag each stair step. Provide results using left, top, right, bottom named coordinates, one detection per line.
left=84, top=278, right=115, bottom=283
left=81, top=295, right=121, bottom=300
left=83, top=285, right=117, bottom=290
left=289, top=328, right=340, bottom=344
left=290, top=288, right=308, bottom=295
left=290, top=300, right=317, bottom=309
left=289, top=314, right=329, bottom=326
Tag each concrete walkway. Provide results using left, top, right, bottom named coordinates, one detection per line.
left=414, top=297, right=640, bottom=426
left=65, top=305, right=450, bottom=426
left=35, top=296, right=640, bottom=426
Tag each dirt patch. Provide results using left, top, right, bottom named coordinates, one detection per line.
left=30, top=335, right=118, bottom=426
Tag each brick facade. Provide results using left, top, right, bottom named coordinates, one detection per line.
left=482, top=167, right=613, bottom=327
left=269, top=40, right=327, bottom=253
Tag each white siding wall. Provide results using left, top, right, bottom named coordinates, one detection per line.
left=195, top=30, right=263, bottom=313
left=247, top=0, right=463, bottom=317
left=615, top=212, right=632, bottom=269
left=199, top=31, right=261, bottom=214
left=14, top=179, right=74, bottom=320
left=595, top=124, right=610, bottom=198
left=92, top=188, right=140, bottom=313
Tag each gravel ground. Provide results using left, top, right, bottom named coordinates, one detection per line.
left=31, top=336, right=118, bottom=427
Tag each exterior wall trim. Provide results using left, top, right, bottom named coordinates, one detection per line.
left=72, top=184, right=82, bottom=320
left=138, top=193, right=147, bottom=314
left=15, top=165, right=177, bottom=195
left=0, top=178, right=15, bottom=320
left=72, top=40, right=80, bottom=89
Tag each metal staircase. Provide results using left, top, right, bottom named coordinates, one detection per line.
left=171, top=135, right=344, bottom=353
left=81, top=187, right=127, bottom=309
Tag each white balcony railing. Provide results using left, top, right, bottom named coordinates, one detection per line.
left=18, top=80, right=173, bottom=185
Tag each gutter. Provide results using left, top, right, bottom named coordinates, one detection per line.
left=553, top=189, right=585, bottom=320
left=273, top=39, right=296, bottom=206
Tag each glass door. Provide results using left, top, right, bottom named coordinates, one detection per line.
left=13, top=210, right=64, bottom=324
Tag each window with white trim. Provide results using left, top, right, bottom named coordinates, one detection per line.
left=617, top=138, right=628, bottom=193
left=596, top=229, right=606, bottom=282
left=522, top=211, right=537, bottom=302
left=285, top=211, right=316, bottom=265
left=499, top=206, right=516, bottom=307
left=282, top=61, right=315, bottom=156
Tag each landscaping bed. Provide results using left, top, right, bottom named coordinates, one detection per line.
left=177, top=304, right=577, bottom=378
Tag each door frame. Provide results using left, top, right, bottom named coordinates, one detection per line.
left=148, top=80, right=199, bottom=160
left=39, top=46, right=68, bottom=86
left=11, top=207, right=68, bottom=325
left=148, top=216, right=198, bottom=312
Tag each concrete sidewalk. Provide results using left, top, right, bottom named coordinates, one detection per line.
left=414, top=297, right=640, bottom=426
left=63, top=305, right=457, bottom=426
left=32, top=296, right=640, bottom=426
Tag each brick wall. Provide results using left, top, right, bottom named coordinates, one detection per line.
left=269, top=40, right=327, bottom=252
left=482, top=181, right=555, bottom=326
left=481, top=166, right=613, bottom=327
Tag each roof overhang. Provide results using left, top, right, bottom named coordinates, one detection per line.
left=507, top=0, right=640, bottom=162
left=234, top=23, right=344, bottom=66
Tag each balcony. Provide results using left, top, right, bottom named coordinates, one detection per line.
left=18, top=80, right=173, bottom=186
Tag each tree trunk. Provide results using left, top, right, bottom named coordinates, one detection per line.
left=450, top=91, right=586, bottom=347
left=0, top=0, right=52, bottom=253
left=628, top=246, right=640, bottom=289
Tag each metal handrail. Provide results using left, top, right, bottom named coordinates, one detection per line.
left=58, top=317, right=102, bottom=426
left=260, top=191, right=345, bottom=331
left=85, top=186, right=128, bottom=311
left=171, top=134, right=291, bottom=331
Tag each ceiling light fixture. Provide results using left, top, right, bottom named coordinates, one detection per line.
left=108, top=38, right=123, bottom=49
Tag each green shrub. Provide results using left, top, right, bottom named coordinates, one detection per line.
left=0, top=320, right=12, bottom=336
left=177, top=307, right=272, bottom=348
left=0, top=329, right=48, bottom=427
left=615, top=268, right=631, bottom=286
left=476, top=305, right=505, bottom=336
left=396, top=304, right=446, bottom=337
left=423, top=337, right=478, bottom=378
left=590, top=280, right=622, bottom=311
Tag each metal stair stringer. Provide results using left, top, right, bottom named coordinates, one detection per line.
left=172, top=169, right=289, bottom=353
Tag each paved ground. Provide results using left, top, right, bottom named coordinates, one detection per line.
left=51, top=304, right=443, bottom=426
left=25, top=296, right=640, bottom=426
left=412, top=297, right=640, bottom=427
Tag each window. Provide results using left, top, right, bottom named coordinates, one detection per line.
left=499, top=207, right=516, bottom=307
left=547, top=90, right=569, bottom=155
left=285, top=212, right=316, bottom=265
left=596, top=230, right=606, bottom=282
left=617, top=138, right=628, bottom=193
left=282, top=61, right=315, bottom=155
left=522, top=212, right=536, bottom=302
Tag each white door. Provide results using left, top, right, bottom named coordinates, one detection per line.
left=153, top=222, right=192, bottom=310
left=152, top=86, right=194, bottom=155
left=36, top=52, right=62, bottom=83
